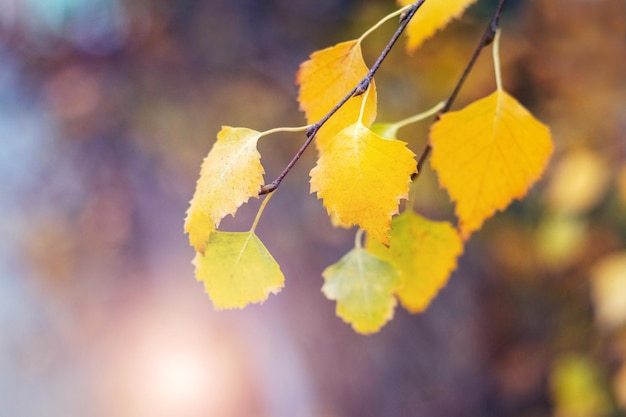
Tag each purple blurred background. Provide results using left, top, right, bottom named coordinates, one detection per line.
left=1, top=1, right=625, bottom=416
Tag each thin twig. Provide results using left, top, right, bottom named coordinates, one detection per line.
left=259, top=0, right=426, bottom=195
left=414, top=0, right=507, bottom=177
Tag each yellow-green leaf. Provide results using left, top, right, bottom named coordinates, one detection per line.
left=194, top=231, right=284, bottom=309
left=368, top=211, right=463, bottom=312
left=399, top=0, right=478, bottom=52
left=322, top=247, right=400, bottom=334
left=184, top=126, right=265, bottom=253
left=310, top=122, right=416, bottom=245
left=430, top=90, right=553, bottom=240
left=297, top=40, right=377, bottom=150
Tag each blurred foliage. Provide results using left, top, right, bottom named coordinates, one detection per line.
left=1, top=0, right=625, bottom=416
left=550, top=353, right=612, bottom=417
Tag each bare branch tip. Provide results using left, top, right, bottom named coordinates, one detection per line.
left=259, top=183, right=276, bottom=196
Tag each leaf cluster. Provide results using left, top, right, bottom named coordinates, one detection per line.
left=184, top=0, right=553, bottom=334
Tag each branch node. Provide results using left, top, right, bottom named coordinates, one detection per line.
left=399, top=9, right=410, bottom=24
left=352, top=79, right=371, bottom=97
left=258, top=0, right=425, bottom=195
left=259, top=182, right=277, bottom=195
left=482, top=27, right=494, bottom=46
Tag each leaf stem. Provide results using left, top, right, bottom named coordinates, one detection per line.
left=357, top=4, right=413, bottom=45
left=354, top=229, right=364, bottom=249
left=250, top=192, right=275, bottom=233
left=414, top=0, right=507, bottom=177
left=390, top=100, right=446, bottom=132
left=357, top=86, right=371, bottom=124
left=260, top=125, right=311, bottom=138
left=407, top=177, right=419, bottom=209
left=259, top=0, right=427, bottom=196
left=492, top=29, right=503, bottom=91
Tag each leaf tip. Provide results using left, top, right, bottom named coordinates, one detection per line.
left=184, top=211, right=216, bottom=254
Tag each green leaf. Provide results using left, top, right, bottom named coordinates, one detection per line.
left=322, top=247, right=400, bottom=334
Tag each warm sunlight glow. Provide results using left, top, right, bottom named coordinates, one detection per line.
left=140, top=343, right=223, bottom=415
left=100, top=298, right=250, bottom=417
left=152, top=349, right=208, bottom=402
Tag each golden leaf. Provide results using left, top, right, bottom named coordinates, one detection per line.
left=297, top=40, right=377, bottom=150
left=368, top=211, right=463, bottom=312
left=430, top=90, right=553, bottom=240
left=399, top=0, right=478, bottom=52
left=310, top=122, right=416, bottom=245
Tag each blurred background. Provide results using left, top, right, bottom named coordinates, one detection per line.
left=1, top=0, right=625, bottom=416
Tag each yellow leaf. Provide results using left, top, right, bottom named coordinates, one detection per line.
left=322, top=247, right=400, bottom=334
left=310, top=122, right=416, bottom=245
left=398, top=0, right=478, bottom=52
left=194, top=231, right=284, bottom=309
left=368, top=211, right=463, bottom=312
left=430, top=90, right=553, bottom=240
left=184, top=126, right=265, bottom=253
left=297, top=40, right=377, bottom=150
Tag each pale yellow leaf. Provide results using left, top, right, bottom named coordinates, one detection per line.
left=399, top=0, right=478, bottom=52
left=297, top=40, right=377, bottom=150
left=368, top=211, right=463, bottom=312
left=430, top=90, right=553, bottom=240
left=322, top=247, right=400, bottom=334
left=590, top=252, right=626, bottom=330
left=184, top=126, right=264, bottom=253
left=194, top=231, right=284, bottom=309
left=310, top=122, right=416, bottom=245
